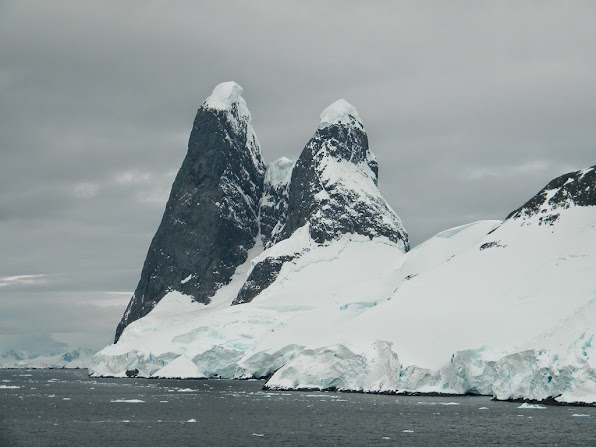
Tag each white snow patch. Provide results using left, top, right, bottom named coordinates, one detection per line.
left=181, top=275, right=193, bottom=284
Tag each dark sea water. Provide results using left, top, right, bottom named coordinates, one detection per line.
left=1, top=369, right=594, bottom=446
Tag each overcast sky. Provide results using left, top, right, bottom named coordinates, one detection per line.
left=1, top=1, right=595, bottom=353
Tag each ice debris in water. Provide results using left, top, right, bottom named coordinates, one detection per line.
left=177, top=388, right=195, bottom=393
left=517, top=403, right=546, bottom=409
left=111, top=399, right=145, bottom=403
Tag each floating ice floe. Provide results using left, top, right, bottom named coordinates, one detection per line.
left=110, top=399, right=145, bottom=403
left=176, top=388, right=195, bottom=393
left=517, top=403, right=546, bottom=409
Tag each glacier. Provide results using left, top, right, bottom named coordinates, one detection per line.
left=91, top=82, right=596, bottom=406
left=91, top=201, right=596, bottom=404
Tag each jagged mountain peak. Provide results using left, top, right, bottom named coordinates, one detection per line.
left=233, top=102, right=408, bottom=305
left=319, top=99, right=363, bottom=130
left=281, top=103, right=408, bottom=248
left=115, top=83, right=266, bottom=342
left=506, top=164, right=596, bottom=226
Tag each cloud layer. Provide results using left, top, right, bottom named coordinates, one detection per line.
left=1, top=1, right=595, bottom=352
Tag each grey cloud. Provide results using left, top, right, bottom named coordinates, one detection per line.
left=1, top=0, right=595, bottom=353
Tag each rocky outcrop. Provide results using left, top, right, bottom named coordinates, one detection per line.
left=115, top=82, right=265, bottom=342
left=506, top=165, right=596, bottom=225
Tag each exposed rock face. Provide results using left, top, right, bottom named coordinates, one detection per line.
left=506, top=165, right=596, bottom=225
left=233, top=255, right=296, bottom=305
left=281, top=100, right=409, bottom=247
left=232, top=99, right=409, bottom=305
left=115, top=82, right=265, bottom=342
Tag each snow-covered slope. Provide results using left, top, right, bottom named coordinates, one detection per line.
left=94, top=82, right=596, bottom=405
left=1, top=348, right=96, bottom=369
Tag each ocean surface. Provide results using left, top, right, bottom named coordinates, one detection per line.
left=1, top=369, right=594, bottom=446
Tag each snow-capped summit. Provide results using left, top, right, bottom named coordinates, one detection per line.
left=319, top=99, right=363, bottom=130
left=281, top=100, right=408, bottom=246
left=203, top=81, right=245, bottom=111
left=114, top=82, right=266, bottom=342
